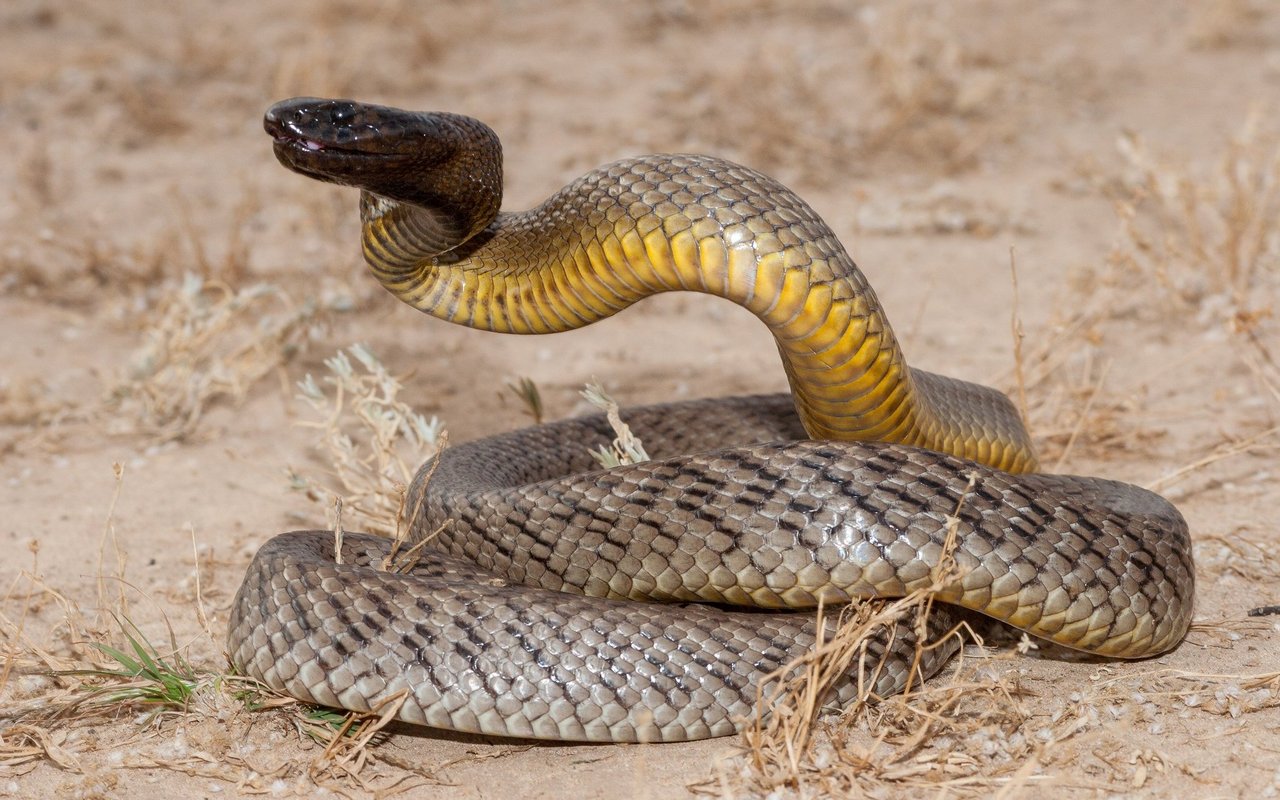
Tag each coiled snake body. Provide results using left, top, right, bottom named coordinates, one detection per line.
left=230, top=98, right=1194, bottom=743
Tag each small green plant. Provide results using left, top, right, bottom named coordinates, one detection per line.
left=58, top=616, right=205, bottom=720
left=298, top=706, right=363, bottom=742
left=506, top=375, right=545, bottom=423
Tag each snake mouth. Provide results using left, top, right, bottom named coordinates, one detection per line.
left=266, top=120, right=379, bottom=158
left=274, top=133, right=328, bottom=152
left=271, top=133, right=370, bottom=163
left=269, top=135, right=350, bottom=185
left=265, top=114, right=362, bottom=157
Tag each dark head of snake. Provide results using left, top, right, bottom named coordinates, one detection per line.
left=233, top=98, right=1195, bottom=742
left=266, top=97, right=501, bottom=249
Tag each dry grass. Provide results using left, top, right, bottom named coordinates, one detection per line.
left=648, top=2, right=1007, bottom=188
left=654, top=53, right=860, bottom=189
left=713, top=661, right=1047, bottom=797
left=6, top=280, right=442, bottom=793
left=989, top=115, right=1280, bottom=471
left=0, top=377, right=74, bottom=456
left=718, top=626, right=1280, bottom=797
left=103, top=275, right=320, bottom=443
left=5, top=275, right=382, bottom=785
left=859, top=3, right=1007, bottom=173
left=0, top=228, right=173, bottom=306
left=1, top=179, right=261, bottom=307
left=1108, top=113, right=1279, bottom=319
left=1194, top=528, right=1280, bottom=585
left=289, top=344, right=446, bottom=537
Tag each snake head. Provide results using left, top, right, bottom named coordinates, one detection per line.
left=264, top=97, right=503, bottom=237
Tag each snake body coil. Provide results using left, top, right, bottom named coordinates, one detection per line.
left=229, top=98, right=1194, bottom=742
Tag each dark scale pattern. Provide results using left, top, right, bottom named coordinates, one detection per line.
left=229, top=531, right=959, bottom=742
left=409, top=395, right=1192, bottom=658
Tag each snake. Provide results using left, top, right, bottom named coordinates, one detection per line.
left=229, top=97, right=1195, bottom=743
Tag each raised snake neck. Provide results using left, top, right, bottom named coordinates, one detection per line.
left=265, top=97, right=1036, bottom=473
left=230, top=97, right=1195, bottom=742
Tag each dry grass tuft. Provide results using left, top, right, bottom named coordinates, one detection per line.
left=720, top=616, right=1053, bottom=797
left=989, top=305, right=1172, bottom=468
left=104, top=275, right=320, bottom=442
left=2, top=476, right=235, bottom=779
left=860, top=4, right=1006, bottom=173
left=0, top=378, right=65, bottom=429
left=1145, top=425, right=1279, bottom=496
left=3, top=334, right=450, bottom=792
left=1020, top=115, right=1280, bottom=472
left=649, top=2, right=1006, bottom=188
left=300, top=690, right=436, bottom=792
left=0, top=227, right=173, bottom=305
left=581, top=381, right=649, bottom=468
left=717, top=630, right=1280, bottom=798
left=654, top=54, right=861, bottom=190
left=0, top=377, right=75, bottom=455
left=0, top=590, right=431, bottom=794
left=734, top=603, right=981, bottom=794
left=1194, top=528, right=1280, bottom=584
left=723, top=479, right=1027, bottom=796
left=1001, top=115, right=1280, bottom=472
left=1108, top=113, right=1279, bottom=320
left=289, top=344, right=446, bottom=536
left=1030, top=355, right=1162, bottom=469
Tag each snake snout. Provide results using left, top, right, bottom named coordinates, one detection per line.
left=265, top=97, right=324, bottom=130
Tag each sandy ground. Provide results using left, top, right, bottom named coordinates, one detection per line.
left=3, top=0, right=1280, bottom=797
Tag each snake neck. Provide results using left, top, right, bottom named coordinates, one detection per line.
left=358, top=155, right=1037, bottom=473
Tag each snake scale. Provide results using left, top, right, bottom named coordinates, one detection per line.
left=229, top=98, right=1194, bottom=743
